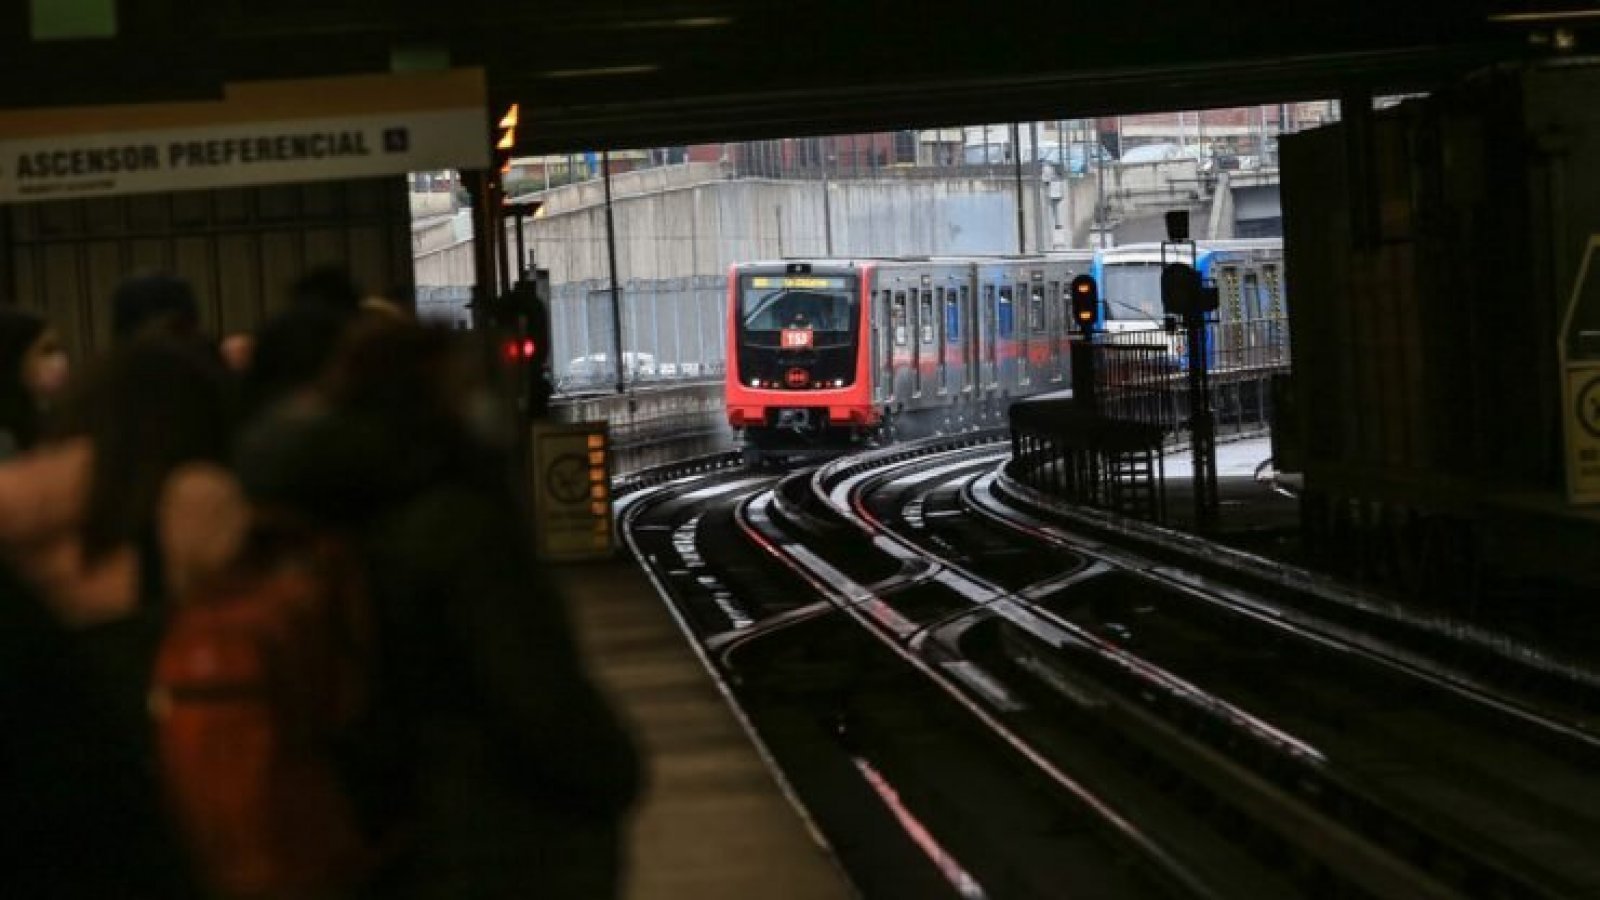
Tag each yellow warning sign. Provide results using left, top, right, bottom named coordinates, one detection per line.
left=531, top=422, right=615, bottom=560
left=1560, top=235, right=1600, bottom=505
left=1562, top=364, right=1600, bottom=504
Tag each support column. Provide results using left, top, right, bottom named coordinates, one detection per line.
left=1011, top=122, right=1026, bottom=254
left=603, top=149, right=626, bottom=394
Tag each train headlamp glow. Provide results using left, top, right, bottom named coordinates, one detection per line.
left=833, top=379, right=845, bottom=387
left=749, top=378, right=762, bottom=388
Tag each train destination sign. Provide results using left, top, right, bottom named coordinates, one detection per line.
left=781, top=327, right=814, bottom=349
left=750, top=276, right=850, bottom=290
left=0, top=69, right=487, bottom=203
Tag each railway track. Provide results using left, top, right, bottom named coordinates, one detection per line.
left=618, top=439, right=1600, bottom=899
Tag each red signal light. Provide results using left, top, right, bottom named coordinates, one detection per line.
left=503, top=338, right=539, bottom=363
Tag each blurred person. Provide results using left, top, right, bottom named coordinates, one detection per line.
left=244, top=266, right=364, bottom=418
left=0, top=336, right=234, bottom=899
left=0, top=335, right=236, bottom=759
left=290, top=265, right=363, bottom=316
left=219, top=331, right=255, bottom=374
left=112, top=271, right=201, bottom=342
left=0, top=308, right=70, bottom=459
left=360, top=295, right=410, bottom=322
left=238, top=320, right=641, bottom=899
left=0, top=558, right=199, bottom=899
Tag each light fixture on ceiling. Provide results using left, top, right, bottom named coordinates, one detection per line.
left=538, top=64, right=661, bottom=80
left=604, top=15, right=735, bottom=30
left=1488, top=8, right=1600, bottom=24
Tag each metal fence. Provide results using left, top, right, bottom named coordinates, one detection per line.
left=1091, top=317, right=1291, bottom=440
left=414, top=284, right=473, bottom=330
left=550, top=275, right=728, bottom=390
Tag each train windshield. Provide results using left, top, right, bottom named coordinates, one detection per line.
left=1100, top=263, right=1164, bottom=321
left=740, top=276, right=856, bottom=333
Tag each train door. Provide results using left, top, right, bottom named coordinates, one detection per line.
left=997, top=284, right=1014, bottom=389
left=1261, top=262, right=1285, bottom=364
left=981, top=282, right=997, bottom=389
left=1047, top=280, right=1064, bottom=381
left=891, top=290, right=909, bottom=402
left=1026, top=278, right=1046, bottom=388
left=960, top=284, right=976, bottom=393
left=883, top=286, right=896, bottom=398
left=907, top=288, right=919, bottom=399
left=1242, top=269, right=1263, bottom=356
left=1015, top=280, right=1030, bottom=388
left=1217, top=263, right=1243, bottom=369
left=935, top=286, right=949, bottom=394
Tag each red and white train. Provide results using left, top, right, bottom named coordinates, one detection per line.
left=725, top=254, right=1093, bottom=463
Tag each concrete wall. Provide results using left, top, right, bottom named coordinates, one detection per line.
left=520, top=171, right=1050, bottom=287
left=409, top=162, right=1280, bottom=293
left=414, top=234, right=476, bottom=286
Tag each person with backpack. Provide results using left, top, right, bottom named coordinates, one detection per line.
left=150, top=483, right=380, bottom=899
left=236, top=318, right=642, bottom=899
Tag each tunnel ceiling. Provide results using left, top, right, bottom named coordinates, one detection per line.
left=0, top=0, right=1585, bottom=151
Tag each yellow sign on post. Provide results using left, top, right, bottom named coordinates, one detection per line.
left=530, top=422, right=615, bottom=560
left=1559, top=235, right=1600, bottom=504
left=1562, top=364, right=1600, bottom=502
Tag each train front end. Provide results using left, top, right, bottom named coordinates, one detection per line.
left=725, top=262, right=876, bottom=463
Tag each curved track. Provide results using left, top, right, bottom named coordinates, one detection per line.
left=619, top=441, right=1600, bottom=899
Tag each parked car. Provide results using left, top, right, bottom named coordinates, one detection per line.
left=1119, top=142, right=1189, bottom=164
left=565, top=352, right=658, bottom=380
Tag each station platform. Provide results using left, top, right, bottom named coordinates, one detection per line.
left=1160, top=436, right=1302, bottom=558
left=550, top=559, right=853, bottom=900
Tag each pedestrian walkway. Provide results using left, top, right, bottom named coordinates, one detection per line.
left=552, top=559, right=854, bottom=900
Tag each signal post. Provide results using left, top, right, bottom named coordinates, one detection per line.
left=1069, top=273, right=1100, bottom=413
left=481, top=100, right=614, bottom=559
left=1158, top=211, right=1220, bottom=534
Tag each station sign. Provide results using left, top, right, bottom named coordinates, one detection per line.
left=530, top=421, right=616, bottom=561
left=0, top=68, right=488, bottom=203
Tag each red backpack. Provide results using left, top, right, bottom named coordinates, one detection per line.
left=149, top=527, right=380, bottom=897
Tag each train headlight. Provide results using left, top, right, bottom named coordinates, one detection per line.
left=749, top=378, right=762, bottom=388
left=833, top=378, right=845, bottom=387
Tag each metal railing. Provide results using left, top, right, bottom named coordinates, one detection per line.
left=1090, top=317, right=1290, bottom=440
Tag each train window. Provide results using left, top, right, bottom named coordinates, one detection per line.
left=919, top=292, right=934, bottom=343
left=1029, top=288, right=1045, bottom=332
left=998, top=286, right=1014, bottom=338
left=892, top=292, right=908, bottom=346
left=945, top=292, right=960, bottom=341
left=740, top=276, right=857, bottom=332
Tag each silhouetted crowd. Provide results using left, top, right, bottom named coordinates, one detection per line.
left=0, top=268, right=640, bottom=899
